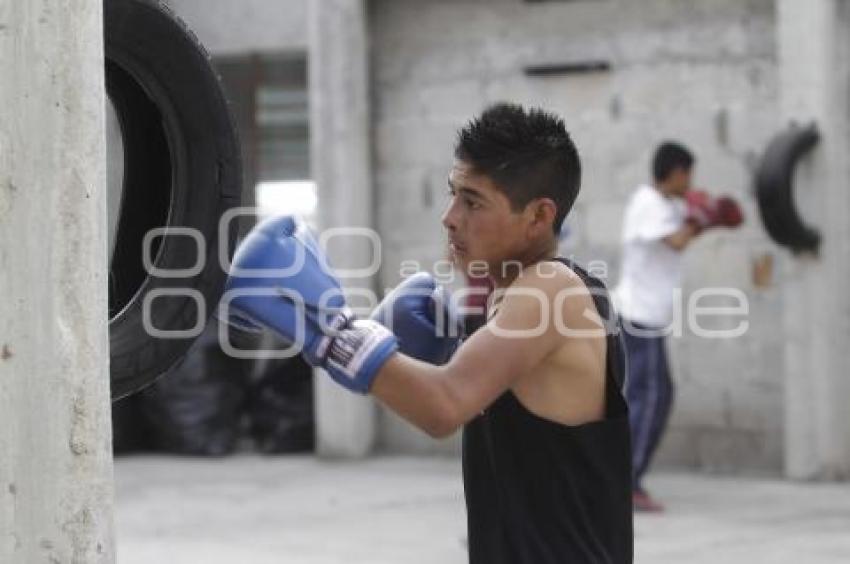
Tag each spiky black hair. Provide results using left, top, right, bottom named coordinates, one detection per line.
left=652, top=141, right=694, bottom=182
left=455, top=102, right=581, bottom=234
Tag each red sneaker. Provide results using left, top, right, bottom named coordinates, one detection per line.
left=632, top=490, right=665, bottom=513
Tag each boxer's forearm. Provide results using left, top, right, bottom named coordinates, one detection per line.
left=370, top=276, right=566, bottom=437
left=371, top=353, right=461, bottom=439
left=663, top=222, right=699, bottom=251
left=370, top=333, right=529, bottom=437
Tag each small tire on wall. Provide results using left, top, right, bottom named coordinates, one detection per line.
left=106, top=0, right=242, bottom=400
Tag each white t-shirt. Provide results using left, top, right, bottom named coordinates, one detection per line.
left=613, top=184, right=686, bottom=327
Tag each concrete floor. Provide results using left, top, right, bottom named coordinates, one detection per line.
left=115, top=456, right=850, bottom=563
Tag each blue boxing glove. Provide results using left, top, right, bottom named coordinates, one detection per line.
left=223, top=215, right=398, bottom=393
left=371, top=272, right=463, bottom=365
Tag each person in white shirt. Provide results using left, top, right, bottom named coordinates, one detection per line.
left=614, top=143, right=745, bottom=512
left=614, top=142, right=701, bottom=513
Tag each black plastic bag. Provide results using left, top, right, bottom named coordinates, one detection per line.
left=111, top=391, right=155, bottom=454
left=247, top=335, right=315, bottom=454
left=140, top=321, right=249, bottom=456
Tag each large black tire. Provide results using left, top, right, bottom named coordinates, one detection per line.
left=754, top=123, right=821, bottom=255
left=106, top=0, right=242, bottom=400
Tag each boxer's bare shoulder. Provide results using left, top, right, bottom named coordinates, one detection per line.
left=490, top=261, right=607, bottom=426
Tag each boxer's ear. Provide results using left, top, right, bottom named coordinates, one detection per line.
left=526, top=197, right=558, bottom=237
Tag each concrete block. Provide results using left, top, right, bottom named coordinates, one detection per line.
left=652, top=428, right=700, bottom=470
left=583, top=201, right=625, bottom=248
left=374, top=120, right=456, bottom=168
left=167, top=0, right=308, bottom=54
left=668, top=383, right=729, bottom=430
left=696, top=429, right=782, bottom=475
left=728, top=384, right=783, bottom=434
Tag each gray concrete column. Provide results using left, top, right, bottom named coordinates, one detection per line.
left=309, top=0, right=377, bottom=457
left=0, top=0, right=114, bottom=561
left=777, top=0, right=850, bottom=479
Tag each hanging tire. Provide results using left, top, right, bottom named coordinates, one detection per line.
left=754, top=123, right=821, bottom=255
left=105, top=0, right=242, bottom=400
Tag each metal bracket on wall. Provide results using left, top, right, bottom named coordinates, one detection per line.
left=523, top=60, right=611, bottom=77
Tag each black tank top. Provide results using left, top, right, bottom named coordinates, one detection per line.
left=462, top=258, right=633, bottom=563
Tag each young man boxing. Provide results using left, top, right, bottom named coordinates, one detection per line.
left=225, top=103, right=633, bottom=563
left=614, top=142, right=743, bottom=512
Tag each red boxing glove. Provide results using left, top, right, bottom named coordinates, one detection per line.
left=715, top=196, right=744, bottom=228
left=685, top=190, right=743, bottom=230
left=685, top=190, right=718, bottom=229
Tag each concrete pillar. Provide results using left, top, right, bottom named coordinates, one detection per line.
left=778, top=0, right=850, bottom=479
left=309, top=0, right=377, bottom=457
left=0, top=0, right=114, bottom=561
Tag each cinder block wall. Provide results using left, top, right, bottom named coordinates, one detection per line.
left=370, top=0, right=786, bottom=474
left=166, top=0, right=308, bottom=54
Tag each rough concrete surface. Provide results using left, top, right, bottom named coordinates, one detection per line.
left=0, top=0, right=114, bottom=561
left=115, top=455, right=850, bottom=563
